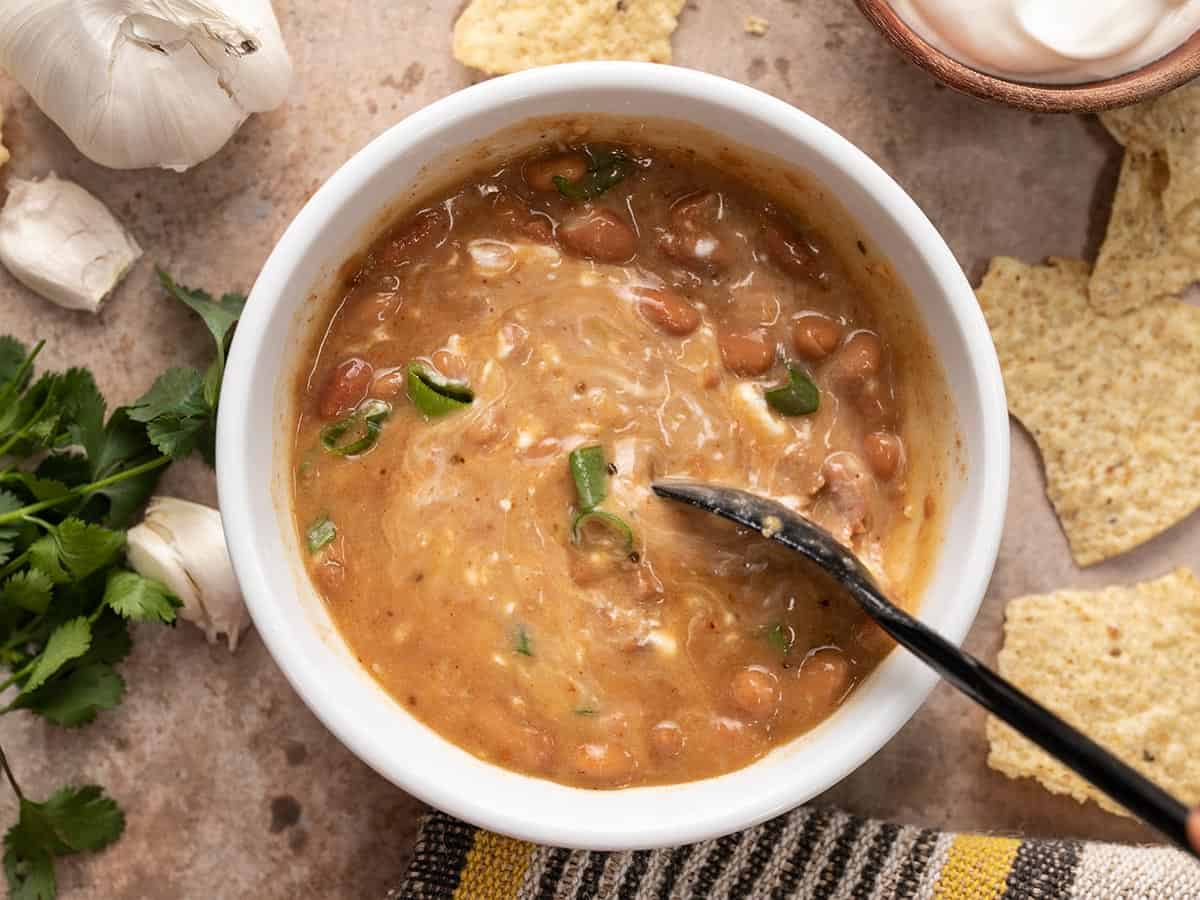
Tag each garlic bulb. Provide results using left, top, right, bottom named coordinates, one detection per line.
left=126, top=497, right=249, bottom=651
left=0, top=174, right=142, bottom=313
left=0, top=1, right=292, bottom=171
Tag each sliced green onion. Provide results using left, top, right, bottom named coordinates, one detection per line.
left=569, top=444, right=608, bottom=511
left=320, top=398, right=392, bottom=456
left=406, top=363, right=474, bottom=418
left=765, top=623, right=794, bottom=655
left=554, top=147, right=634, bottom=201
left=764, top=364, right=820, bottom=417
left=570, top=509, right=634, bottom=549
left=514, top=625, right=533, bottom=657
left=306, top=515, right=336, bottom=553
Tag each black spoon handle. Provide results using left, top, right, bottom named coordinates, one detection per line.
left=651, top=481, right=1195, bottom=856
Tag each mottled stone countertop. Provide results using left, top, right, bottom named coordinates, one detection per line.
left=0, top=1, right=1183, bottom=897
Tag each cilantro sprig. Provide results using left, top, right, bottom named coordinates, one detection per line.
left=0, top=270, right=244, bottom=899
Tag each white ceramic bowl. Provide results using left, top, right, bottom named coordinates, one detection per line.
left=217, top=62, right=1009, bottom=851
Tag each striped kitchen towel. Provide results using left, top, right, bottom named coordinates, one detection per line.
left=388, top=807, right=1200, bottom=899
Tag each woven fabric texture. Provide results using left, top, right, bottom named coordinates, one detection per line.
left=388, top=808, right=1200, bottom=899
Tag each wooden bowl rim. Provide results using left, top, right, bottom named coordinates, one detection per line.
left=855, top=0, right=1200, bottom=113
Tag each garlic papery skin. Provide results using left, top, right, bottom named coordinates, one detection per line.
left=126, top=497, right=249, bottom=651
left=0, top=174, right=142, bottom=313
left=0, top=1, right=292, bottom=171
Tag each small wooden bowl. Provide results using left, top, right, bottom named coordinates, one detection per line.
left=855, top=0, right=1200, bottom=113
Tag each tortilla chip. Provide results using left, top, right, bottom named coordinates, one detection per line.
left=745, top=15, right=770, bottom=36
left=1101, top=86, right=1200, bottom=227
left=1089, top=150, right=1200, bottom=314
left=987, top=569, right=1200, bottom=816
left=1090, top=88, right=1200, bottom=313
left=0, top=107, right=9, bottom=169
left=452, top=0, right=687, bottom=75
left=977, top=256, right=1200, bottom=565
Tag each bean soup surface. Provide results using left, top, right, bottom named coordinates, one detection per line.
left=291, top=134, right=948, bottom=788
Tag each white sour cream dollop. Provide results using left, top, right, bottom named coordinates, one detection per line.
left=890, top=0, right=1200, bottom=84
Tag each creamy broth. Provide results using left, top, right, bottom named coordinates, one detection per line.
left=291, top=122, right=951, bottom=788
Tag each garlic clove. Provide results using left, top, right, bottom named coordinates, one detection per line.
left=126, top=497, right=249, bottom=652
left=0, top=174, right=142, bottom=313
left=0, top=106, right=9, bottom=169
left=0, top=1, right=292, bottom=172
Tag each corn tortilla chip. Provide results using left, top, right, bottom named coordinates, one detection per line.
left=1101, top=85, right=1200, bottom=226
left=453, top=0, right=687, bottom=76
left=987, top=569, right=1200, bottom=816
left=1089, top=150, right=1200, bottom=314
left=977, top=256, right=1200, bottom=565
left=745, top=15, right=770, bottom=36
left=1091, top=87, right=1200, bottom=313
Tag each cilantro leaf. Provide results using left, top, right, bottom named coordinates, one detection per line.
left=157, top=270, right=243, bottom=363
left=27, top=538, right=68, bottom=585
left=3, top=821, right=55, bottom=900
left=13, top=663, right=125, bottom=728
left=0, top=490, right=25, bottom=565
left=43, top=519, right=125, bottom=581
left=103, top=571, right=179, bottom=624
left=157, top=270, right=244, bottom=414
left=39, top=786, right=124, bottom=852
left=76, top=410, right=163, bottom=528
left=127, top=369, right=207, bottom=424
left=21, top=618, right=90, bottom=694
left=86, top=611, right=131, bottom=666
left=0, top=474, right=70, bottom=504
left=128, top=368, right=212, bottom=461
left=0, top=337, right=30, bottom=388
left=2, top=571, right=53, bottom=616
left=2, top=786, right=124, bottom=900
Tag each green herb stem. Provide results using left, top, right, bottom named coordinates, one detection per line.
left=0, top=456, right=170, bottom=527
left=0, top=741, right=23, bottom=800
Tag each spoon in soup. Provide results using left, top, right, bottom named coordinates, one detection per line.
left=651, top=479, right=1200, bottom=858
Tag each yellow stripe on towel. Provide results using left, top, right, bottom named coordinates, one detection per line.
left=453, top=830, right=535, bottom=900
left=934, top=834, right=1021, bottom=899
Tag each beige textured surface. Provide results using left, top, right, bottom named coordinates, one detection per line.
left=987, top=569, right=1200, bottom=816
left=453, top=0, right=686, bottom=75
left=978, top=256, right=1200, bottom=566
left=0, top=1, right=1175, bottom=897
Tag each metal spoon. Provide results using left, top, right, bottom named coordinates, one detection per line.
left=651, top=479, right=1197, bottom=857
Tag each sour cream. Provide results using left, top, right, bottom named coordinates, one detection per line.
left=890, top=0, right=1200, bottom=84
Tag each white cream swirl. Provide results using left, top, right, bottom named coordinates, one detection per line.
left=889, top=0, right=1200, bottom=84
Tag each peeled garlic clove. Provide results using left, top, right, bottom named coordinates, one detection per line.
left=126, top=497, right=249, bottom=652
left=0, top=1, right=292, bottom=171
left=0, top=174, right=142, bottom=313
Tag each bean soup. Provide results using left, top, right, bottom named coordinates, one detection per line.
left=290, top=121, right=951, bottom=788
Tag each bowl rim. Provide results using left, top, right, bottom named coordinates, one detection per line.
left=217, top=61, right=1010, bottom=850
left=855, top=0, right=1200, bottom=113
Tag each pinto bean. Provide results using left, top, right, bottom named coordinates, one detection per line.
left=731, top=667, right=779, bottom=720
left=431, top=349, right=468, bottom=381
left=763, top=223, right=824, bottom=281
left=635, top=287, right=701, bottom=336
left=863, top=431, right=903, bottom=480
left=558, top=209, right=638, bottom=262
left=797, top=649, right=852, bottom=713
left=792, top=315, right=843, bottom=360
left=718, top=331, right=775, bottom=376
left=572, top=742, right=636, bottom=783
left=650, top=721, right=685, bottom=758
left=833, top=331, right=883, bottom=384
left=817, top=452, right=874, bottom=541
left=318, top=358, right=373, bottom=418
left=524, top=152, right=589, bottom=192
left=492, top=192, right=554, bottom=243
left=657, top=191, right=732, bottom=272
